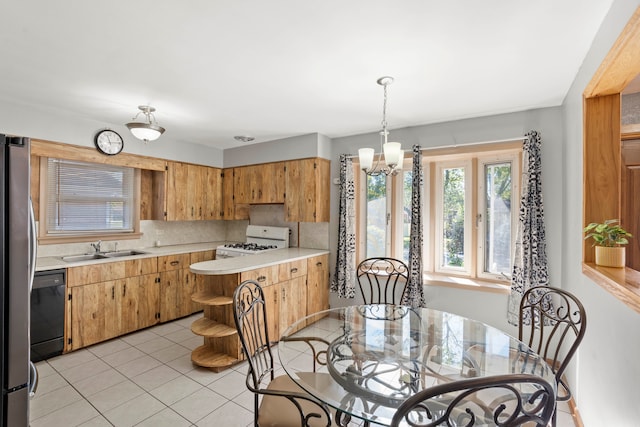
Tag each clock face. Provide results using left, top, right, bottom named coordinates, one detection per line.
left=94, top=130, right=124, bottom=155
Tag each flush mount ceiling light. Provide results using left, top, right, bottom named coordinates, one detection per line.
left=126, top=105, right=166, bottom=143
left=358, top=76, right=403, bottom=176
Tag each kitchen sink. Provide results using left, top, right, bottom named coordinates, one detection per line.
left=103, top=250, right=149, bottom=257
left=61, top=254, right=109, bottom=262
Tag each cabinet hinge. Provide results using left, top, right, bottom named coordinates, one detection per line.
left=68, top=294, right=72, bottom=300
left=155, top=277, right=161, bottom=283
left=314, top=162, right=317, bottom=169
left=67, top=338, right=72, bottom=345
left=283, top=192, right=286, bottom=199
left=221, top=171, right=224, bottom=178
left=284, top=165, right=287, bottom=172
left=165, top=165, right=168, bottom=171
left=164, top=212, right=167, bottom=217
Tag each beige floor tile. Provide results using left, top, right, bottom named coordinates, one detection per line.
left=234, top=389, right=256, bottom=412
left=207, top=370, right=249, bottom=399
left=33, top=361, right=55, bottom=378
left=136, top=336, right=175, bottom=354
left=151, top=343, right=191, bottom=363
left=115, top=354, right=163, bottom=378
left=184, top=366, right=222, bottom=386
left=77, top=415, right=113, bottom=427
left=149, top=321, right=185, bottom=336
left=103, top=393, right=165, bottom=427
left=101, top=346, right=147, bottom=367
left=47, top=349, right=97, bottom=372
left=163, top=328, right=197, bottom=344
left=165, top=353, right=197, bottom=374
left=84, top=379, right=146, bottom=413
left=195, top=401, right=253, bottom=427
left=29, top=384, right=83, bottom=420
left=73, top=367, right=127, bottom=396
left=171, top=387, right=227, bottom=424
left=149, top=375, right=203, bottom=406
left=31, top=371, right=68, bottom=395
left=135, top=407, right=192, bottom=427
left=132, top=364, right=182, bottom=391
left=30, top=399, right=100, bottom=427
left=87, top=338, right=132, bottom=358
left=120, top=329, right=158, bottom=346
left=179, top=336, right=204, bottom=350
left=59, top=358, right=113, bottom=384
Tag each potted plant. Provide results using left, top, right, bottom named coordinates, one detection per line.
left=583, top=219, right=632, bottom=267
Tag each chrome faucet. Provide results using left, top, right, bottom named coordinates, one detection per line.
left=90, top=240, right=102, bottom=253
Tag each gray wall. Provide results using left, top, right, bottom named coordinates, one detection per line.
left=561, top=0, right=640, bottom=425
left=0, top=101, right=224, bottom=167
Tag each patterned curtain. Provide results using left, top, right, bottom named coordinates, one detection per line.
left=331, top=154, right=357, bottom=299
left=401, top=145, right=426, bottom=308
left=507, top=131, right=550, bottom=325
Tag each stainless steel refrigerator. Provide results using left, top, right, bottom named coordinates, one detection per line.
left=0, top=134, right=35, bottom=426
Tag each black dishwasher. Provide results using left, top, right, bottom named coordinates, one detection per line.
left=30, top=269, right=65, bottom=362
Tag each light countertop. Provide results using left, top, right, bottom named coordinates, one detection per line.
left=190, top=248, right=330, bottom=275
left=35, top=241, right=226, bottom=271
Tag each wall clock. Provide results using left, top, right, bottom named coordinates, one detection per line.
left=94, top=129, right=124, bottom=155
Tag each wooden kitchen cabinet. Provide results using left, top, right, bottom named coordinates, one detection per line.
left=66, top=250, right=214, bottom=351
left=164, top=161, right=223, bottom=221
left=234, top=162, right=285, bottom=204
left=285, top=158, right=330, bottom=222
left=158, top=253, right=195, bottom=321
left=306, top=254, right=329, bottom=315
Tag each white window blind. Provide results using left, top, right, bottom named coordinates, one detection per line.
left=46, top=158, right=135, bottom=234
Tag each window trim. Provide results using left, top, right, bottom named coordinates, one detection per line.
left=38, top=157, right=143, bottom=245
left=476, top=152, right=521, bottom=281
left=355, top=141, right=522, bottom=289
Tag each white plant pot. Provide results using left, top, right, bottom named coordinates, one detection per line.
left=595, top=246, right=626, bottom=268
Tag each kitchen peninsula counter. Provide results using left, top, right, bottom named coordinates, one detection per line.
left=189, top=247, right=330, bottom=371
left=189, top=247, right=329, bottom=275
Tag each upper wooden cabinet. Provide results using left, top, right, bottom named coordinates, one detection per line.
left=164, top=161, right=223, bottom=221
left=233, top=162, right=285, bottom=204
left=285, top=158, right=330, bottom=222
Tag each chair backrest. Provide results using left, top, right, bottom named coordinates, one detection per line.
left=518, top=286, right=586, bottom=395
left=233, top=279, right=275, bottom=390
left=356, top=257, right=409, bottom=305
left=390, top=374, right=556, bottom=427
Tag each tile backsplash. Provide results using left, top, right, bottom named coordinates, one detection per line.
left=36, top=205, right=328, bottom=258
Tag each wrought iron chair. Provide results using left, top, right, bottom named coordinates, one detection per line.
left=356, top=257, right=409, bottom=305
left=233, top=280, right=332, bottom=427
left=390, top=374, right=556, bottom=427
left=518, top=286, right=586, bottom=427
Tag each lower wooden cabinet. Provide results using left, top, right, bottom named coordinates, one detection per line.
left=190, top=254, right=329, bottom=371
left=65, top=250, right=214, bottom=351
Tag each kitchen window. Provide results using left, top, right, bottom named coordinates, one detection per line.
left=357, top=143, right=521, bottom=285
left=39, top=158, right=141, bottom=243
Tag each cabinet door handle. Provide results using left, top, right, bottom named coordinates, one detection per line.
left=282, top=288, right=286, bottom=301
left=257, top=275, right=266, bottom=282
left=290, top=268, right=298, bottom=274
left=170, top=260, right=180, bottom=266
left=111, top=287, right=115, bottom=300
left=123, top=284, right=126, bottom=297
left=191, top=206, right=194, bottom=217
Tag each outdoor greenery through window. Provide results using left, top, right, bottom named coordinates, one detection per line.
left=44, top=158, right=136, bottom=236
left=357, top=144, right=521, bottom=284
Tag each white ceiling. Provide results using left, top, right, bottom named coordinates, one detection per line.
left=1, top=1, right=615, bottom=150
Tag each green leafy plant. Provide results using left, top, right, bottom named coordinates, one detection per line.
left=583, top=219, right=632, bottom=247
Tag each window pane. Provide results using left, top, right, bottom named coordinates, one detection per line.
left=484, top=162, right=512, bottom=274
left=46, top=159, right=134, bottom=234
left=366, top=174, right=387, bottom=257
left=402, top=171, right=413, bottom=263
left=441, top=167, right=465, bottom=268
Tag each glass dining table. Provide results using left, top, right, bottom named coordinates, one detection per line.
left=278, top=304, right=556, bottom=426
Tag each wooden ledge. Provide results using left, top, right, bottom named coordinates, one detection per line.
left=582, top=263, right=640, bottom=313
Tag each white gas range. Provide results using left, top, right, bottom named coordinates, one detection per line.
left=215, top=225, right=290, bottom=259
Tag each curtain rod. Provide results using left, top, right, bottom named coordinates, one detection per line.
left=346, top=135, right=527, bottom=158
